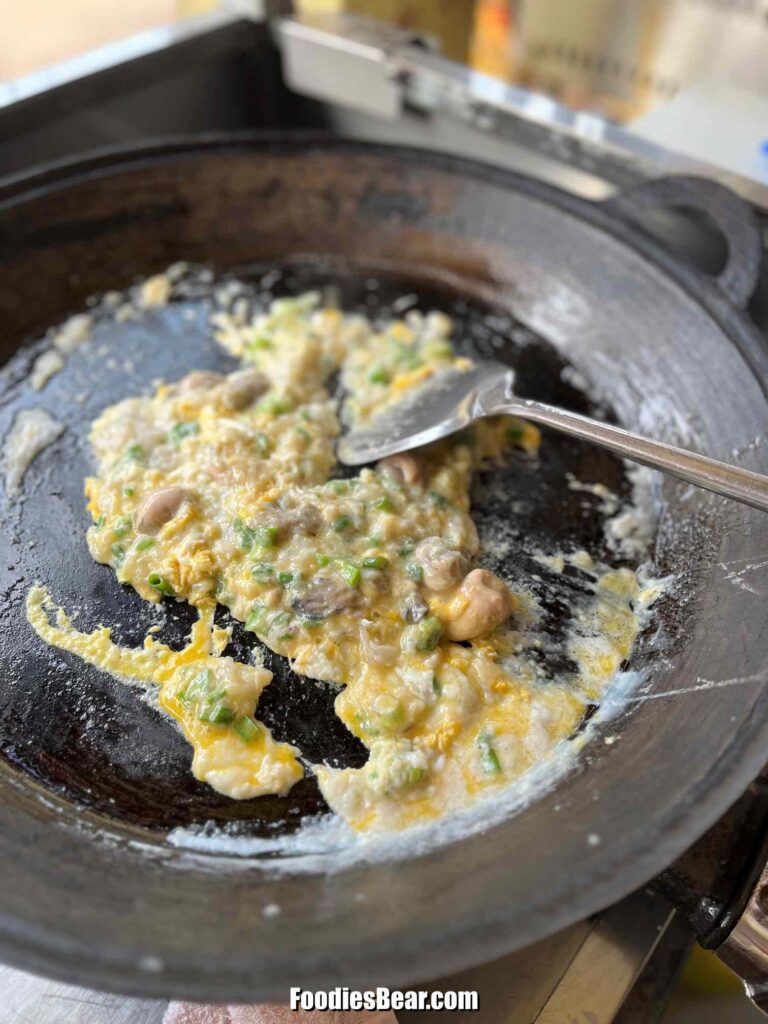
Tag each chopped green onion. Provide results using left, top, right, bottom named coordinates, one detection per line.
left=245, top=603, right=266, bottom=633
left=362, top=555, right=389, bottom=571
left=270, top=610, right=294, bottom=639
left=112, top=516, right=132, bottom=539
left=95, top=515, right=106, bottom=529
left=169, top=420, right=200, bottom=443
left=200, top=703, right=235, bottom=725
left=506, top=422, right=524, bottom=445
left=367, top=535, right=382, bottom=547
left=254, top=524, right=279, bottom=549
left=328, top=480, right=348, bottom=495
left=332, top=514, right=352, bottom=533
left=277, top=571, right=296, bottom=586
left=232, top=517, right=256, bottom=551
left=123, top=486, right=135, bottom=498
left=432, top=675, right=442, bottom=695
left=248, top=336, right=272, bottom=352
left=255, top=432, right=271, bottom=456
left=111, top=542, right=126, bottom=566
left=148, top=573, right=174, bottom=597
left=251, top=562, right=274, bottom=581
left=397, top=537, right=415, bottom=557
left=339, top=561, right=362, bottom=588
left=136, top=536, right=155, bottom=552
left=372, top=495, right=393, bottom=512
left=375, top=695, right=404, bottom=726
left=406, top=766, right=425, bottom=785
left=401, top=616, right=442, bottom=653
left=316, top=553, right=331, bottom=567
left=368, top=366, right=389, bottom=385
left=124, top=442, right=145, bottom=462
left=406, top=562, right=423, bottom=582
left=258, top=394, right=292, bottom=416
left=477, top=731, right=502, bottom=774
left=356, top=715, right=379, bottom=737
left=233, top=715, right=261, bottom=742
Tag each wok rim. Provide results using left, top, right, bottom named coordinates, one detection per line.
left=1, top=132, right=767, bottom=999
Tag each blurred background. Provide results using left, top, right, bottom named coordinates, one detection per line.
left=3, top=1, right=768, bottom=1021
left=5, top=0, right=768, bottom=183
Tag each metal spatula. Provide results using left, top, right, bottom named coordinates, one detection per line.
left=337, top=361, right=768, bottom=513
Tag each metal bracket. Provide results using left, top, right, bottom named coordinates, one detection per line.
left=275, top=12, right=768, bottom=210
left=277, top=13, right=434, bottom=121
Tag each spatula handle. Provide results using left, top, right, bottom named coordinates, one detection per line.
left=499, top=398, right=768, bottom=514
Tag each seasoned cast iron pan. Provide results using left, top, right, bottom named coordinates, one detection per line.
left=0, top=136, right=767, bottom=1001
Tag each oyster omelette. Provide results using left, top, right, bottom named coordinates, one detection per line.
left=27, top=287, right=660, bottom=834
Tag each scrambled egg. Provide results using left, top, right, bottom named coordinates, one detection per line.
left=27, top=291, right=659, bottom=832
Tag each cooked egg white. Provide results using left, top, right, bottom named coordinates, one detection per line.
left=26, top=290, right=659, bottom=832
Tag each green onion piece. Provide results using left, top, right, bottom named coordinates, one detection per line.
left=136, top=536, right=155, bottom=552
left=375, top=696, right=404, bottom=726
left=148, top=573, right=174, bottom=597
left=316, top=553, right=331, bottom=567
left=356, top=715, right=379, bottom=737
left=178, top=668, right=213, bottom=707
left=400, top=616, right=442, bottom=653
left=169, top=420, right=200, bottom=443
left=339, top=561, right=361, bottom=588
left=251, top=562, right=274, bottom=581
left=254, top=524, right=279, bottom=549
left=123, top=486, right=135, bottom=498
left=233, top=715, right=261, bottom=742
left=477, top=731, right=502, bottom=774
left=95, top=515, right=106, bottom=529
left=232, top=517, right=256, bottom=551
left=362, top=555, right=389, bottom=571
left=432, top=675, right=442, bottom=696
left=328, top=480, right=348, bottom=494
left=258, top=394, right=292, bottom=416
left=406, top=562, right=423, bottom=582
left=111, top=543, right=126, bottom=566
left=248, top=336, right=272, bottom=352
left=428, top=490, right=448, bottom=510
left=367, top=367, right=389, bottom=385
left=506, top=422, right=524, bottom=445
left=245, top=603, right=266, bottom=633
left=332, top=514, right=352, bottom=533
left=270, top=610, right=294, bottom=639
left=200, top=703, right=235, bottom=725
left=397, top=537, right=414, bottom=557
left=124, top=442, right=145, bottom=462
left=277, top=571, right=296, bottom=586
left=406, top=766, right=425, bottom=785
left=112, top=516, right=132, bottom=539
left=372, top=495, right=393, bottom=512
left=255, top=432, right=271, bottom=456
left=367, top=534, right=382, bottom=547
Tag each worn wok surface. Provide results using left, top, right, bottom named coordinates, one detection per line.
left=0, top=137, right=766, bottom=1000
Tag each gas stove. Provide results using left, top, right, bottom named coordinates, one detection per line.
left=2, top=8, right=768, bottom=1021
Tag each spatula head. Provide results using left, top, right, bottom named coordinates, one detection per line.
left=337, top=361, right=514, bottom=465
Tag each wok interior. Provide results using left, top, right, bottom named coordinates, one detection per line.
left=0, top=141, right=766, bottom=997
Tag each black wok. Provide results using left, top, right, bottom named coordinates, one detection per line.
left=0, top=136, right=767, bottom=1001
